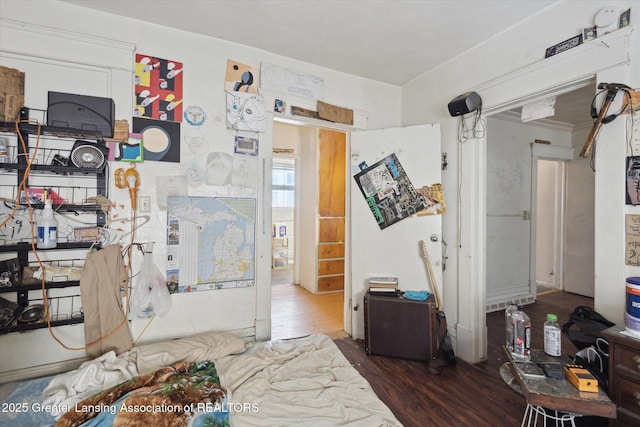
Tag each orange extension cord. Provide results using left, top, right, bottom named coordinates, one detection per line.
left=1, top=119, right=134, bottom=351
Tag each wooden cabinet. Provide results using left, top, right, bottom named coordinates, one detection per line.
left=602, top=326, right=640, bottom=426
left=364, top=291, right=437, bottom=361
left=316, top=131, right=345, bottom=292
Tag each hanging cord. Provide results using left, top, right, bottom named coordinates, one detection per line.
left=6, top=118, right=134, bottom=351
left=626, top=89, right=637, bottom=155
left=458, top=106, right=486, bottom=143
left=42, top=210, right=136, bottom=351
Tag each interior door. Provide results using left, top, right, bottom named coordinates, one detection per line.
left=485, top=119, right=534, bottom=306
left=350, top=124, right=442, bottom=340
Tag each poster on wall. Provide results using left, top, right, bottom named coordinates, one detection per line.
left=353, top=153, right=427, bottom=230
left=224, top=59, right=259, bottom=94
left=627, top=156, right=640, bottom=205
left=108, top=133, right=144, bottom=162
left=226, top=91, right=265, bottom=132
left=134, top=53, right=183, bottom=122
left=626, top=214, right=640, bottom=266
left=133, top=117, right=181, bottom=163
left=260, top=62, right=324, bottom=99
left=166, top=196, right=256, bottom=292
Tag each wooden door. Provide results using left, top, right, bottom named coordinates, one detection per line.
left=317, top=129, right=345, bottom=292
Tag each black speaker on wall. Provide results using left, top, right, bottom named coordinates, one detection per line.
left=447, top=91, right=482, bottom=117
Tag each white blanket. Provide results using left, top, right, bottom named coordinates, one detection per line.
left=216, top=334, right=402, bottom=427
left=41, top=350, right=137, bottom=416
left=41, top=330, right=247, bottom=417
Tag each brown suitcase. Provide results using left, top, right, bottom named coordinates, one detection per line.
left=364, top=290, right=437, bottom=362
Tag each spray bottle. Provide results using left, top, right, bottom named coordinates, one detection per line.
left=37, top=192, right=58, bottom=249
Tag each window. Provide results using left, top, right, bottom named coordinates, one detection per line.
left=272, top=159, right=295, bottom=207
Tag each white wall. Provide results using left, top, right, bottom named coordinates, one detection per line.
left=0, top=0, right=401, bottom=375
left=402, top=0, right=639, bottom=362
left=564, top=123, right=595, bottom=297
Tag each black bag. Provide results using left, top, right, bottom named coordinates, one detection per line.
left=574, top=340, right=610, bottom=393
left=561, top=306, right=615, bottom=351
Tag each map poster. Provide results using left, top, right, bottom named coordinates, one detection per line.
left=353, top=153, right=427, bottom=230
left=167, top=196, right=256, bottom=292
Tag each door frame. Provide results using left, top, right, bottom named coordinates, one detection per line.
left=273, top=116, right=353, bottom=336
left=458, top=28, right=631, bottom=363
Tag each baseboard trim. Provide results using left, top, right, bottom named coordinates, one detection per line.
left=0, top=357, right=87, bottom=385
left=485, top=295, right=536, bottom=313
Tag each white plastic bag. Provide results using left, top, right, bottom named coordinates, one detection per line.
left=129, top=252, right=172, bottom=319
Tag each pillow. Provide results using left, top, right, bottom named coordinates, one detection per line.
left=130, top=331, right=247, bottom=374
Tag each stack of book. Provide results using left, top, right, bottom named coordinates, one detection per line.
left=368, top=276, right=398, bottom=295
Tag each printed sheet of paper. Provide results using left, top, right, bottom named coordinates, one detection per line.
left=416, top=183, right=446, bottom=216
left=626, top=214, right=640, bottom=266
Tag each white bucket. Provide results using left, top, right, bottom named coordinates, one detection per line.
left=625, top=277, right=640, bottom=337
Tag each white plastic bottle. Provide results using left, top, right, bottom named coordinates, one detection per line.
left=37, top=199, right=58, bottom=249
left=0, top=137, right=8, bottom=163
left=544, top=313, right=562, bottom=356
left=511, top=306, right=531, bottom=361
left=505, top=301, right=518, bottom=352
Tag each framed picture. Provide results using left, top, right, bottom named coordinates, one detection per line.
left=583, top=26, right=597, bottom=42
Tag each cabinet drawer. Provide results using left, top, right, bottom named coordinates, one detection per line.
left=318, top=259, right=344, bottom=275
left=318, top=276, right=344, bottom=292
left=614, top=343, right=640, bottom=377
left=318, top=243, right=344, bottom=259
left=616, top=375, right=640, bottom=418
left=615, top=409, right=640, bottom=427
left=319, top=217, right=345, bottom=242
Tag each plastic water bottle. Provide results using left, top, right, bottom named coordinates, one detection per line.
left=37, top=199, right=58, bottom=249
left=511, top=306, right=531, bottom=361
left=544, top=313, right=562, bottom=356
left=505, top=301, right=518, bottom=352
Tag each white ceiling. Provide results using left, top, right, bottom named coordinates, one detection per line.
left=60, top=0, right=596, bottom=126
left=60, top=0, right=559, bottom=86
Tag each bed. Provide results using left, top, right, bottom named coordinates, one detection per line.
left=0, top=333, right=402, bottom=426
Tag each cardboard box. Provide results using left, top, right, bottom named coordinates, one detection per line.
left=0, top=66, right=25, bottom=122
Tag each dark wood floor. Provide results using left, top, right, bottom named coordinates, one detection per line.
left=335, top=290, right=610, bottom=427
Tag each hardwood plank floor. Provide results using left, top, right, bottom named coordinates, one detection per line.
left=269, top=270, right=609, bottom=426
left=271, top=267, right=346, bottom=340
left=335, top=290, right=609, bottom=427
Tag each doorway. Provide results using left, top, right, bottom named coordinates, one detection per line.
left=271, top=156, right=295, bottom=286
left=535, top=158, right=565, bottom=294
left=270, top=121, right=347, bottom=340
left=485, top=83, right=596, bottom=312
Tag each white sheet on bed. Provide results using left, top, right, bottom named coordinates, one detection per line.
left=215, top=334, right=402, bottom=427
left=41, top=330, right=247, bottom=417
left=40, top=332, right=400, bottom=426
left=129, top=330, right=247, bottom=374
left=41, top=350, right=137, bottom=416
